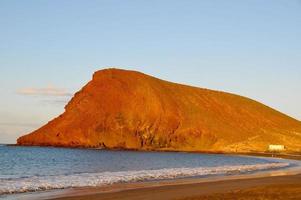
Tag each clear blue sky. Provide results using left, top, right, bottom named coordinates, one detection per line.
left=1, top=0, right=301, bottom=143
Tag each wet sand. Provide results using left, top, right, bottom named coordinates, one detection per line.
left=40, top=153, right=301, bottom=200
left=47, top=174, right=301, bottom=200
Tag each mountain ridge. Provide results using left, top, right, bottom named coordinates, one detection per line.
left=17, top=68, right=301, bottom=152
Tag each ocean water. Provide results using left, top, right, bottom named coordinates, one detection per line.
left=0, top=145, right=291, bottom=197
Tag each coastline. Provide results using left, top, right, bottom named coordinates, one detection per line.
left=7, top=152, right=299, bottom=200
left=49, top=174, right=301, bottom=200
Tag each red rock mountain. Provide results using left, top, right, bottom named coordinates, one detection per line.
left=17, top=68, right=301, bottom=152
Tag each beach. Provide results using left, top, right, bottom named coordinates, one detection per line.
left=48, top=174, right=301, bottom=200
left=39, top=153, right=301, bottom=200
left=1, top=149, right=300, bottom=200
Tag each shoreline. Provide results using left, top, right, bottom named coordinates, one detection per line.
left=5, top=153, right=300, bottom=200
left=10, top=144, right=301, bottom=161
left=49, top=174, right=301, bottom=200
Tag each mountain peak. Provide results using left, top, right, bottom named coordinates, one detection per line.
left=17, top=68, right=301, bottom=153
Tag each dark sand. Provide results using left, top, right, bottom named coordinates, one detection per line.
left=43, top=153, right=301, bottom=200
left=47, top=174, right=301, bottom=200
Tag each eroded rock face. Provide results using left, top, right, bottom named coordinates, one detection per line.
left=17, top=68, right=301, bottom=152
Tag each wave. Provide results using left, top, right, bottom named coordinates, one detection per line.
left=0, top=162, right=289, bottom=195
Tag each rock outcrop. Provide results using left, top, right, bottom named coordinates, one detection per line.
left=17, top=68, right=301, bottom=152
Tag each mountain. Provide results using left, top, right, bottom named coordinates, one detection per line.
left=17, top=68, right=301, bottom=152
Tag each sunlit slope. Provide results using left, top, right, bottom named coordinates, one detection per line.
left=17, top=68, right=301, bottom=152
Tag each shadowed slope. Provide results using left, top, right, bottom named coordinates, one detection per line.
left=17, top=68, right=301, bottom=152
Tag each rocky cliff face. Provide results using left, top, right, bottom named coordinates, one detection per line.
left=17, top=68, right=301, bottom=152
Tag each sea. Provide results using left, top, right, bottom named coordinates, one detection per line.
left=0, top=144, right=293, bottom=199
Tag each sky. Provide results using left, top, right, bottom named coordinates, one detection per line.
left=0, top=0, right=301, bottom=143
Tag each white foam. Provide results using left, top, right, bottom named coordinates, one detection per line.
left=0, top=162, right=289, bottom=195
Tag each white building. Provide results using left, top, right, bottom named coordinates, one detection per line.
left=268, top=144, right=285, bottom=152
